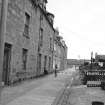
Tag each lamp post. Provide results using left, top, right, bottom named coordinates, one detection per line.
left=0, top=0, right=8, bottom=103
left=91, top=51, right=93, bottom=70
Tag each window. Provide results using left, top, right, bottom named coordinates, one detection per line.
left=50, top=38, right=52, bottom=50
left=40, top=14, right=43, bottom=21
left=39, top=28, right=43, bottom=46
left=38, top=54, right=41, bottom=71
left=49, top=57, right=51, bottom=71
left=40, top=14, right=43, bottom=26
left=24, top=12, right=30, bottom=37
left=44, top=56, right=47, bottom=70
left=22, top=48, right=28, bottom=70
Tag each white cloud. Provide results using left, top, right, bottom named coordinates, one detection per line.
left=47, top=0, right=105, bottom=59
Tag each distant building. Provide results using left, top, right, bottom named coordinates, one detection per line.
left=67, top=59, right=89, bottom=68
left=53, top=29, right=67, bottom=71
left=1, top=0, right=55, bottom=85
left=95, top=54, right=105, bottom=68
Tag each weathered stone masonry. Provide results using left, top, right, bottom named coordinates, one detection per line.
left=53, top=29, right=68, bottom=71
left=1, top=0, right=55, bottom=85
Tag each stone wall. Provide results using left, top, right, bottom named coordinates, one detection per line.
left=1, top=0, right=54, bottom=84
left=37, top=10, right=54, bottom=74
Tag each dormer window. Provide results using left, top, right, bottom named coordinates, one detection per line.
left=39, top=28, right=43, bottom=46
left=39, top=0, right=47, bottom=11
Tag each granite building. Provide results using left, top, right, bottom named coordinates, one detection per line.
left=0, top=0, right=55, bottom=85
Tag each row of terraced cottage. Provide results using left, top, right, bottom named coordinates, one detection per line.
left=0, top=0, right=67, bottom=86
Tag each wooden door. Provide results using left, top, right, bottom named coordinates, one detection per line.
left=3, top=43, right=11, bottom=85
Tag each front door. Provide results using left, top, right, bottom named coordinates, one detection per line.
left=44, top=56, right=47, bottom=74
left=3, top=43, right=11, bottom=85
left=36, top=53, right=41, bottom=76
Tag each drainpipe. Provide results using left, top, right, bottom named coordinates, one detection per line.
left=52, top=30, right=55, bottom=72
left=0, top=0, right=8, bottom=103
left=37, top=9, right=42, bottom=76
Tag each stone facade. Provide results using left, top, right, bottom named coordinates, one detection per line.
left=1, top=0, right=55, bottom=85
left=36, top=9, right=54, bottom=75
left=60, top=40, right=68, bottom=70
left=53, top=29, right=67, bottom=71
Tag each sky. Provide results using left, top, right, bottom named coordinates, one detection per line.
left=46, top=0, right=105, bottom=59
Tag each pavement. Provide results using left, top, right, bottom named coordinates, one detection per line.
left=2, top=67, right=104, bottom=105
left=1, top=68, right=76, bottom=105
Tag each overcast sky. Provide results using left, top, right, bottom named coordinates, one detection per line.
left=47, top=0, right=105, bottom=59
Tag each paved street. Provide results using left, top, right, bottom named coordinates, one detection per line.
left=1, top=68, right=76, bottom=105
left=54, top=71, right=105, bottom=105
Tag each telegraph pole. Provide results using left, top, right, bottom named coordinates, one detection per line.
left=0, top=0, right=8, bottom=103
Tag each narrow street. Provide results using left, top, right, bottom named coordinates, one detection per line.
left=1, top=68, right=76, bottom=105
left=1, top=68, right=105, bottom=105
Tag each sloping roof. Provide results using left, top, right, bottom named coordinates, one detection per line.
left=47, top=12, right=54, bottom=18
left=67, top=59, right=85, bottom=65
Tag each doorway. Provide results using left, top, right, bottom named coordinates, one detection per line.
left=44, top=56, right=48, bottom=74
left=49, top=57, right=51, bottom=72
left=37, top=53, right=42, bottom=76
left=3, top=43, right=12, bottom=85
